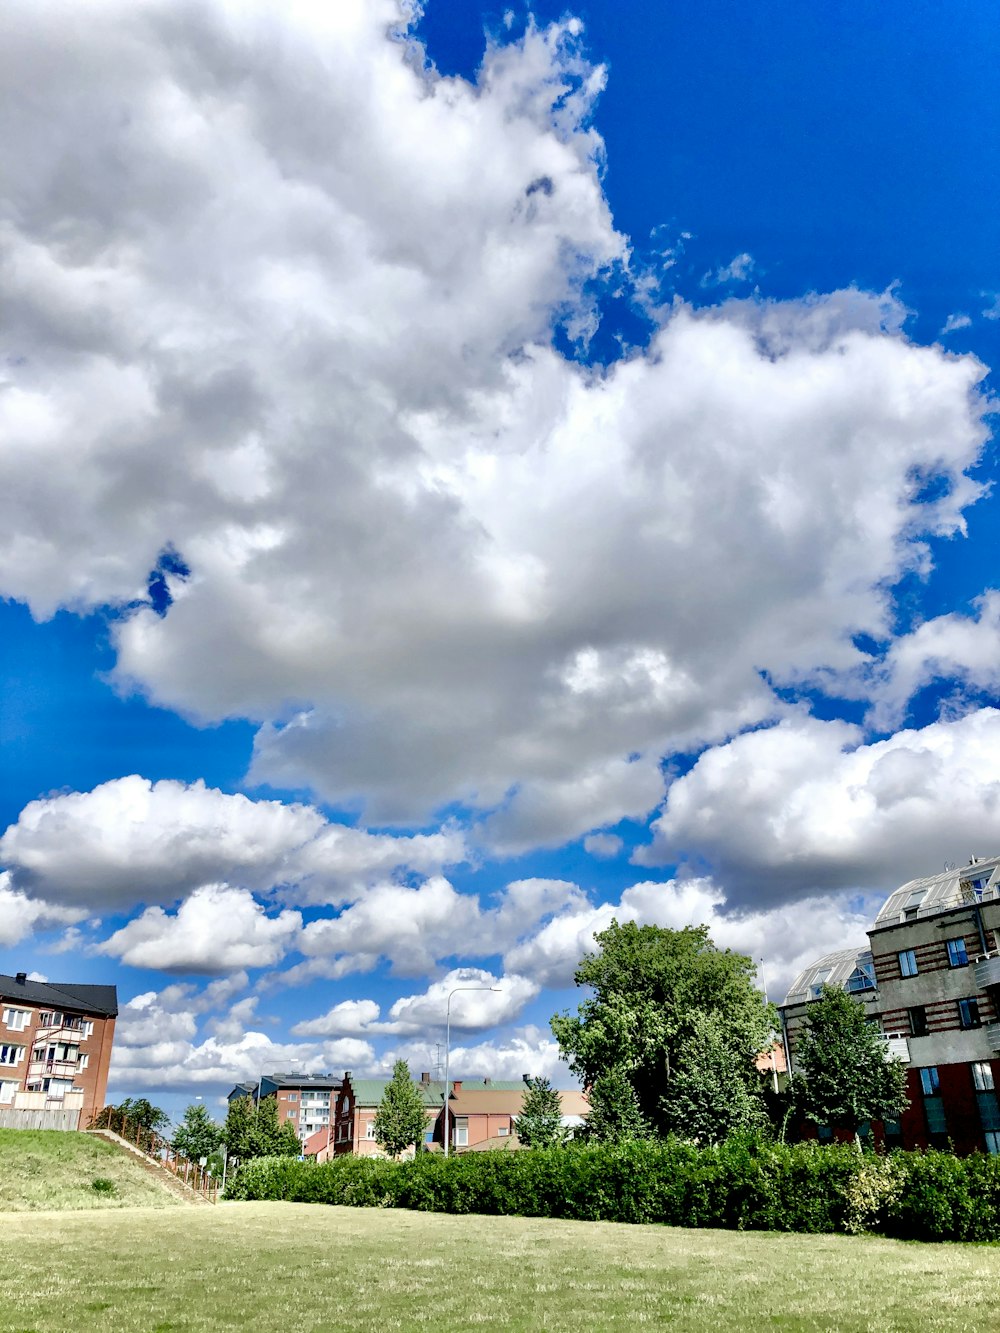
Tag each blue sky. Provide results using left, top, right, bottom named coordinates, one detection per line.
left=2, top=0, right=998, bottom=1123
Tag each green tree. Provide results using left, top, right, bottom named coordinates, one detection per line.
left=514, top=1076, right=564, bottom=1148
left=661, top=1011, right=769, bottom=1144
left=172, top=1102, right=223, bottom=1162
left=789, top=984, right=909, bottom=1139
left=115, top=1097, right=169, bottom=1133
left=224, top=1093, right=300, bottom=1163
left=585, top=1065, right=650, bottom=1144
left=551, top=920, right=773, bottom=1140
left=374, top=1060, right=429, bottom=1158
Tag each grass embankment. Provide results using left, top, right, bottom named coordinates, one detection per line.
left=0, top=1129, right=182, bottom=1211
left=1, top=1203, right=999, bottom=1332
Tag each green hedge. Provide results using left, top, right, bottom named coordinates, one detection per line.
left=225, top=1139, right=1000, bottom=1242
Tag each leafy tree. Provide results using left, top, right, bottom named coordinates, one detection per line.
left=585, top=1065, right=650, bottom=1143
left=660, top=1011, right=769, bottom=1144
left=115, top=1097, right=169, bottom=1132
left=551, top=920, right=773, bottom=1140
left=514, top=1076, right=564, bottom=1148
left=789, top=984, right=909, bottom=1139
left=223, top=1092, right=300, bottom=1163
left=374, top=1060, right=429, bottom=1158
left=172, top=1102, right=223, bottom=1162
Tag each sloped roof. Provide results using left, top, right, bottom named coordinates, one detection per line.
left=348, top=1078, right=445, bottom=1108
left=260, top=1072, right=341, bottom=1090
left=0, top=974, right=118, bottom=1017
left=873, top=856, right=1000, bottom=927
left=783, top=947, right=874, bottom=1005
left=449, top=1088, right=589, bottom=1117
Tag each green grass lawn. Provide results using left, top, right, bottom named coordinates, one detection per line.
left=1, top=1202, right=998, bottom=1332
left=0, top=1129, right=183, bottom=1211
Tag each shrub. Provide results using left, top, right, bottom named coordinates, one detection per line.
left=226, top=1142, right=1000, bottom=1242
left=91, top=1177, right=116, bottom=1195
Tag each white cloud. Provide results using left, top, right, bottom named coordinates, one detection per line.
left=97, top=885, right=302, bottom=973
left=0, top=2, right=987, bottom=837
left=702, top=252, right=755, bottom=285
left=385, top=967, right=538, bottom=1033
left=0, top=775, right=466, bottom=912
left=867, top=592, right=1000, bottom=728
left=0, top=871, right=85, bottom=947
left=291, top=999, right=381, bottom=1038
left=296, top=875, right=587, bottom=979
left=982, top=294, right=1000, bottom=321
left=582, top=832, right=623, bottom=858
left=941, top=313, right=972, bottom=334
left=636, top=709, right=1000, bottom=904
left=385, top=1025, right=567, bottom=1084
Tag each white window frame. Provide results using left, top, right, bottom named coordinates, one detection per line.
left=365, top=1120, right=376, bottom=1140
left=0, top=1044, right=24, bottom=1067
left=2, top=1008, right=30, bottom=1032
left=972, top=1061, right=995, bottom=1092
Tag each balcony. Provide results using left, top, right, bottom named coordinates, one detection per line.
left=974, top=952, right=1000, bottom=989
left=29, top=1059, right=79, bottom=1076
left=986, top=1023, right=1000, bottom=1052
left=881, top=1033, right=910, bottom=1063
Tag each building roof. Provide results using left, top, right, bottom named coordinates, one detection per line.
left=347, top=1078, right=446, bottom=1108
left=0, top=974, right=118, bottom=1018
left=448, top=1087, right=590, bottom=1117
left=783, top=947, right=876, bottom=1006
left=873, top=855, right=1000, bottom=928
left=260, top=1072, right=342, bottom=1090
left=302, top=1127, right=333, bottom=1157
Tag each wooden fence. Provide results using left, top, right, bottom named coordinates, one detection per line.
left=0, top=1106, right=82, bottom=1131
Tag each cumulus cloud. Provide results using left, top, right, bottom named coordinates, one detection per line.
left=295, top=875, right=586, bottom=980
left=0, top=775, right=466, bottom=912
left=867, top=592, right=1000, bottom=728
left=702, top=252, right=755, bottom=285
left=582, top=832, right=623, bottom=858
left=941, top=313, right=972, bottom=334
left=0, top=1, right=988, bottom=836
left=385, top=967, right=538, bottom=1033
left=97, top=885, right=302, bottom=973
left=0, top=871, right=85, bottom=947
left=291, top=999, right=382, bottom=1039
left=385, top=1025, right=567, bottom=1084
left=636, top=710, right=1000, bottom=904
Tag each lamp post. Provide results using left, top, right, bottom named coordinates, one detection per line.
left=443, top=986, right=500, bottom=1158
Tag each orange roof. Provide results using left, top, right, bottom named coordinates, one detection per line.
left=302, top=1127, right=333, bottom=1157
left=448, top=1087, right=589, bottom=1117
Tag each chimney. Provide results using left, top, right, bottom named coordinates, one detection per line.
left=522, top=1073, right=530, bottom=1085
left=343, top=1070, right=352, bottom=1081
left=451, top=1080, right=462, bottom=1095
left=483, top=1077, right=491, bottom=1086
left=15, top=972, right=26, bottom=985
left=420, top=1071, right=430, bottom=1085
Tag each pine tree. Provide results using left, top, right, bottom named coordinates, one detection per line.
left=374, top=1060, right=429, bottom=1158
left=515, top=1076, right=564, bottom=1148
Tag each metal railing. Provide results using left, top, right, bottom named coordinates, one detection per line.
left=88, top=1108, right=220, bottom=1202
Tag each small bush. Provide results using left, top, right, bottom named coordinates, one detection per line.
left=91, top=1178, right=116, bottom=1196
left=227, top=1141, right=1000, bottom=1242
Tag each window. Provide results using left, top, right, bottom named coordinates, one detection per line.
left=909, top=1006, right=929, bottom=1038
left=958, top=998, right=981, bottom=1029
left=973, top=1062, right=995, bottom=1092
left=903, top=889, right=926, bottom=920
left=2, top=1008, right=30, bottom=1032
left=846, top=963, right=876, bottom=993
left=424, top=1130, right=435, bottom=1144
left=497, top=1125, right=509, bottom=1136
left=78, top=1054, right=89, bottom=1071
left=919, top=1067, right=940, bottom=1096
left=987, top=1132, right=1000, bottom=1156
left=365, top=1121, right=376, bottom=1140
left=898, top=950, right=918, bottom=978
left=946, top=937, right=969, bottom=968
left=37, top=1011, right=60, bottom=1028
left=286, top=1093, right=298, bottom=1102
left=0, top=1044, right=23, bottom=1066
left=809, top=968, right=832, bottom=999
left=454, top=1117, right=469, bottom=1148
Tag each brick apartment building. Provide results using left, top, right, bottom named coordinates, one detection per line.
left=227, top=1072, right=342, bottom=1143
left=780, top=856, right=1000, bottom=1154
left=0, top=972, right=117, bottom=1124
left=334, top=1071, right=590, bottom=1156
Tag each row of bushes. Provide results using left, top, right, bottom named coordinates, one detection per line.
left=225, top=1137, right=1000, bottom=1242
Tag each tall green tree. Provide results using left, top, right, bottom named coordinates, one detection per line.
left=514, top=1076, right=564, bottom=1148
left=661, top=1011, right=769, bottom=1144
left=551, top=920, right=773, bottom=1140
left=115, top=1097, right=170, bottom=1133
left=585, top=1066, right=650, bottom=1144
left=172, top=1102, right=223, bottom=1162
left=789, top=985, right=909, bottom=1138
left=374, top=1060, right=429, bottom=1158
left=223, top=1093, right=300, bottom=1162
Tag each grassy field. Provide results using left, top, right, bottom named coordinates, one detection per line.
left=0, top=1129, right=183, bottom=1211
left=1, top=1202, right=999, bottom=1332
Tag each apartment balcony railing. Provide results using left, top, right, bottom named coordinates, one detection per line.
left=29, top=1058, right=79, bottom=1076
left=974, top=951, right=1000, bottom=990
left=986, top=1022, right=1000, bottom=1053
left=881, top=1033, right=910, bottom=1063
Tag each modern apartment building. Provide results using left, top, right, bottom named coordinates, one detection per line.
left=0, top=972, right=117, bottom=1124
left=781, top=856, right=1000, bottom=1154
left=227, top=1072, right=342, bottom=1142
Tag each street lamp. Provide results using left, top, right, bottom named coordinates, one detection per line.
left=443, top=986, right=501, bottom=1158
